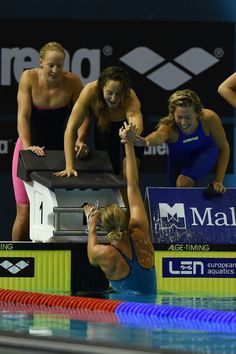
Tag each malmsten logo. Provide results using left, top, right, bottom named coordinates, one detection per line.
left=0, top=257, right=34, bottom=277
left=120, top=47, right=219, bottom=90
left=159, top=203, right=236, bottom=229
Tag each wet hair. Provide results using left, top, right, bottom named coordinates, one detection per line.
left=95, top=66, right=131, bottom=131
left=100, top=204, right=127, bottom=242
left=39, top=41, right=65, bottom=60
left=156, top=89, right=204, bottom=128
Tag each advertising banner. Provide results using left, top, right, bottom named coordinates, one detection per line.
left=0, top=20, right=234, bottom=116
left=146, top=187, right=236, bottom=245
left=155, top=251, right=236, bottom=294
left=0, top=20, right=234, bottom=173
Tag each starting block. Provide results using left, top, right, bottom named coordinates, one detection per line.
left=17, top=150, right=126, bottom=243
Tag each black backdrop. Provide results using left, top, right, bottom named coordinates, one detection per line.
left=0, top=19, right=234, bottom=238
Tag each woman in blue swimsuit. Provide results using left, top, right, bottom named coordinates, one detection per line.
left=133, top=89, right=230, bottom=194
left=84, top=123, right=157, bottom=294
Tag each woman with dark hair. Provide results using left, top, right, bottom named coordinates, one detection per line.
left=55, top=66, right=144, bottom=178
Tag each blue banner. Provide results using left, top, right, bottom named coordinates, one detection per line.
left=162, top=257, right=236, bottom=278
left=145, top=187, right=236, bottom=244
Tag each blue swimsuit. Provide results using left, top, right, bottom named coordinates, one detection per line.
left=109, top=239, right=157, bottom=294
left=168, top=121, right=219, bottom=186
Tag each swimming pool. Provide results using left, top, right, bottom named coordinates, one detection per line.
left=0, top=289, right=235, bottom=354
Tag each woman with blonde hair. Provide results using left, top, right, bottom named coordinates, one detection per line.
left=84, top=123, right=156, bottom=294
left=12, top=41, right=86, bottom=241
left=133, top=89, right=230, bottom=194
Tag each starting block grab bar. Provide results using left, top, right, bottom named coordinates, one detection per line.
left=53, top=207, right=96, bottom=237
left=52, top=206, right=126, bottom=240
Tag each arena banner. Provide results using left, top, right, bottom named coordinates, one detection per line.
left=0, top=20, right=234, bottom=173
left=146, top=187, right=236, bottom=245
left=0, top=20, right=234, bottom=117
left=0, top=242, right=108, bottom=293
left=0, top=249, right=71, bottom=293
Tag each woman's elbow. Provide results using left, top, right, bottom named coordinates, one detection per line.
left=217, top=84, right=225, bottom=96
left=88, top=256, right=98, bottom=267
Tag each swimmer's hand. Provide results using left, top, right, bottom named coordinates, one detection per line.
left=203, top=182, right=226, bottom=199
left=83, top=203, right=99, bottom=229
left=119, top=122, right=137, bottom=143
left=54, top=168, right=78, bottom=177
left=27, top=145, right=45, bottom=156
left=212, top=181, right=226, bottom=194
left=75, top=139, right=90, bottom=159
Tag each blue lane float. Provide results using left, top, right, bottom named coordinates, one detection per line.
left=115, top=302, right=236, bottom=332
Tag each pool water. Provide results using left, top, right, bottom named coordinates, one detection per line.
left=0, top=292, right=235, bottom=354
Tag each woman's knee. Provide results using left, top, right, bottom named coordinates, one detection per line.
left=176, top=175, right=195, bottom=187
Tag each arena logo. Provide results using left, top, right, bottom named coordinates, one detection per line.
left=0, top=47, right=101, bottom=86
left=159, top=203, right=236, bottom=229
left=120, top=47, right=220, bottom=90
left=0, top=259, right=29, bottom=274
left=0, top=46, right=221, bottom=90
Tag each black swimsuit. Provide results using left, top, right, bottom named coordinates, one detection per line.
left=30, top=106, right=70, bottom=149
left=95, top=120, right=144, bottom=175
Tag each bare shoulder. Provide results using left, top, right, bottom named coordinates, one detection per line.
left=84, top=80, right=97, bottom=90
left=62, top=71, right=83, bottom=87
left=20, top=68, right=37, bottom=80
left=95, top=244, right=119, bottom=265
left=201, top=109, right=224, bottom=137
left=63, top=70, right=84, bottom=81
left=159, top=123, right=175, bottom=133
left=202, top=108, right=221, bottom=124
left=129, top=88, right=141, bottom=104
left=19, top=68, right=39, bottom=87
left=130, top=88, right=139, bottom=98
left=104, top=245, right=119, bottom=257
left=79, top=81, right=98, bottom=104
left=158, top=122, right=176, bottom=142
left=124, top=88, right=141, bottom=114
left=63, top=71, right=81, bottom=80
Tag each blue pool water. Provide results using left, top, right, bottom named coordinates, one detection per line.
left=0, top=292, right=235, bottom=354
